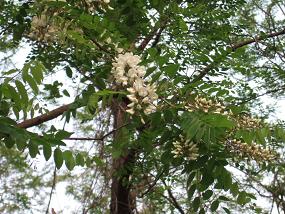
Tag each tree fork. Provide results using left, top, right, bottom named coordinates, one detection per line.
left=110, top=100, right=136, bottom=214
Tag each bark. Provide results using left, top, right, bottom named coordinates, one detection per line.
left=110, top=100, right=136, bottom=214
left=17, top=104, right=70, bottom=129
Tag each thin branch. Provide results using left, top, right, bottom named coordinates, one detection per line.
left=46, top=167, right=57, bottom=214
left=161, top=180, right=185, bottom=214
left=139, top=19, right=169, bottom=51
left=139, top=169, right=165, bottom=198
left=17, top=104, right=71, bottom=129
left=151, top=25, right=166, bottom=48
left=235, top=84, right=285, bottom=106
left=191, top=27, right=285, bottom=84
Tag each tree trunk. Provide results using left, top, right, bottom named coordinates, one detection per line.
left=110, top=100, right=136, bottom=214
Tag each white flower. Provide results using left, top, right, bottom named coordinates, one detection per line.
left=133, top=78, right=144, bottom=91
left=138, top=87, right=148, bottom=97
left=136, top=67, right=146, bottom=77
left=126, top=108, right=135, bottom=115
left=32, top=15, right=47, bottom=27
left=106, top=37, right=112, bottom=43
left=127, top=87, right=136, bottom=94
left=127, top=103, right=135, bottom=108
left=127, top=94, right=138, bottom=103
left=142, top=97, right=149, bottom=103
left=127, top=68, right=138, bottom=80
left=144, top=105, right=156, bottom=114
left=117, top=48, right=123, bottom=53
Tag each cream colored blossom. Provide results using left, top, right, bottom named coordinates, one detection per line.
left=171, top=136, right=199, bottom=160
left=111, top=52, right=158, bottom=116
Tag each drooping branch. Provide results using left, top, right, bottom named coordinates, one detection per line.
left=191, top=27, right=285, bottom=83
left=17, top=104, right=71, bottom=129
left=139, top=19, right=169, bottom=51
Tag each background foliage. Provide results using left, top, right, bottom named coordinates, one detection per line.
left=1, top=0, right=285, bottom=213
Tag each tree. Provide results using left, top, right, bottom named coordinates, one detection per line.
left=1, top=0, right=285, bottom=213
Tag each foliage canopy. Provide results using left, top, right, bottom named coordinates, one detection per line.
left=1, top=0, right=285, bottom=213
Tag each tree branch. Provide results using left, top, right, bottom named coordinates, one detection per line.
left=46, top=167, right=57, bottom=214
left=139, top=19, right=169, bottom=51
left=161, top=180, right=185, bottom=214
left=191, top=27, right=285, bottom=83
left=17, top=104, right=71, bottom=129
left=235, top=84, right=285, bottom=106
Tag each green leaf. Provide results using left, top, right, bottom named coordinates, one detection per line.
left=85, top=156, right=91, bottom=167
left=28, top=141, right=39, bottom=158
left=43, top=144, right=52, bottom=161
left=188, top=184, right=196, bottom=199
left=94, top=77, right=106, bottom=90
left=31, top=61, right=44, bottom=84
left=202, top=190, right=213, bottom=200
left=200, top=172, right=214, bottom=190
left=16, top=138, right=27, bottom=151
left=237, top=191, right=249, bottom=205
left=163, top=64, right=180, bottom=78
left=23, top=74, right=39, bottom=94
left=181, top=113, right=201, bottom=140
left=4, top=137, right=15, bottom=149
left=63, top=150, right=75, bottom=170
left=55, top=130, right=73, bottom=140
left=15, top=80, right=29, bottom=107
left=147, top=48, right=158, bottom=58
left=203, top=114, right=235, bottom=128
left=0, top=101, right=10, bottom=116
left=62, top=89, right=70, bottom=97
left=6, top=84, right=21, bottom=107
left=54, top=148, right=64, bottom=169
left=3, top=69, right=19, bottom=75
left=210, top=200, right=220, bottom=212
left=66, top=66, right=73, bottom=78
left=219, top=196, right=230, bottom=201
left=192, top=196, right=200, bottom=212
left=75, top=153, right=85, bottom=167
left=92, top=156, right=104, bottom=166
left=88, top=93, right=99, bottom=112
left=223, top=207, right=231, bottom=214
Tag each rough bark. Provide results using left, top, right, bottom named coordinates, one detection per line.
left=110, top=100, right=136, bottom=214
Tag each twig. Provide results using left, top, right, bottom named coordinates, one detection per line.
left=139, top=19, right=169, bottom=50
left=235, top=84, right=285, bottom=106
left=46, top=167, right=57, bottom=214
left=139, top=169, right=165, bottom=198
left=161, top=180, right=185, bottom=214
left=191, top=27, right=285, bottom=84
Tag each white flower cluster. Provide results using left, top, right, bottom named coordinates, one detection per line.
left=86, top=0, right=110, bottom=4
left=225, top=139, right=276, bottom=161
left=28, top=15, right=60, bottom=42
left=236, top=115, right=262, bottom=130
left=111, top=52, right=158, bottom=115
left=171, top=135, right=199, bottom=160
left=186, top=96, right=230, bottom=115
left=84, top=0, right=113, bottom=12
